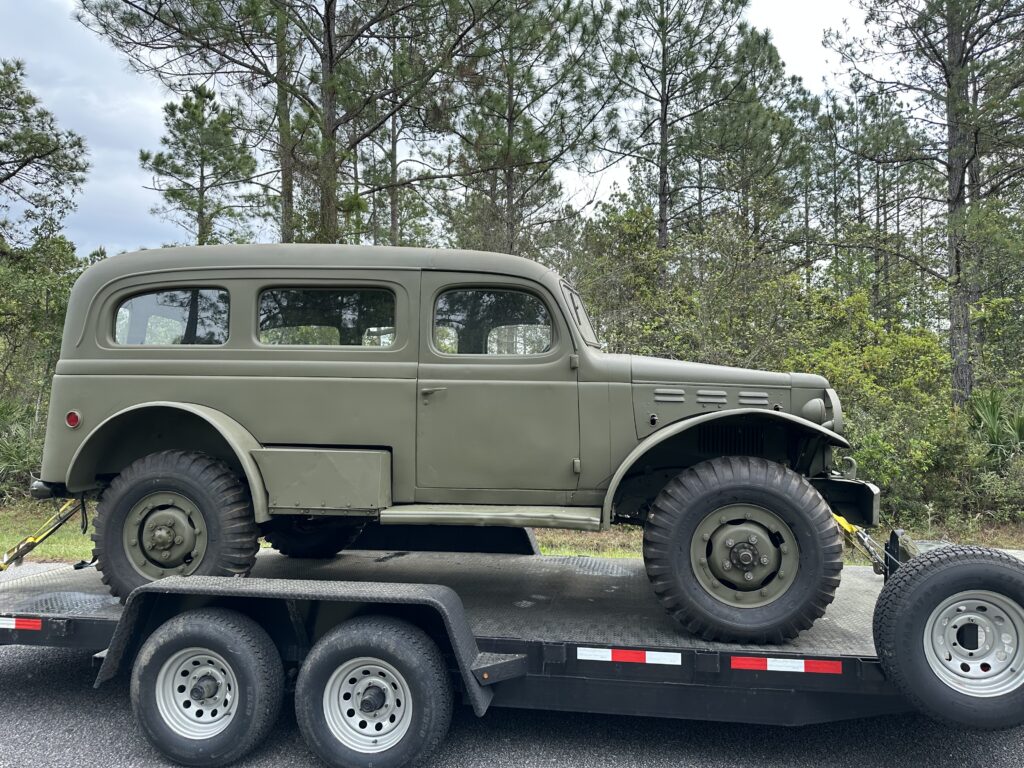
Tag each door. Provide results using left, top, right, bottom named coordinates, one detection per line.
left=416, top=272, right=580, bottom=493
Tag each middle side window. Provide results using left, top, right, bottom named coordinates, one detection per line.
left=258, top=287, right=396, bottom=347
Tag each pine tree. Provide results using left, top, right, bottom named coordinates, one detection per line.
left=140, top=86, right=260, bottom=244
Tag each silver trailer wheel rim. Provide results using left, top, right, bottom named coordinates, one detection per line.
left=924, top=590, right=1024, bottom=697
left=322, top=657, right=412, bottom=753
left=155, top=648, right=238, bottom=739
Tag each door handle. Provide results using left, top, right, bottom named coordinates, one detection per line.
left=420, top=387, right=447, bottom=396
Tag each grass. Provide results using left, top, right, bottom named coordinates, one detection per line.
left=2, top=497, right=1023, bottom=566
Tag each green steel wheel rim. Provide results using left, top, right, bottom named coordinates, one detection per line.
left=689, top=503, right=800, bottom=608
left=123, top=491, right=208, bottom=580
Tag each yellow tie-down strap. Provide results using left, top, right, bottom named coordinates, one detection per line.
left=0, top=498, right=83, bottom=571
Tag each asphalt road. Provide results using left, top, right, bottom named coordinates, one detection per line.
left=1, top=641, right=1022, bottom=768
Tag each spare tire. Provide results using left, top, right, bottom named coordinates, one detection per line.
left=264, top=518, right=365, bottom=558
left=873, top=545, right=1024, bottom=729
left=643, top=456, right=842, bottom=643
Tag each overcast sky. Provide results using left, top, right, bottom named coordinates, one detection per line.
left=0, top=0, right=862, bottom=257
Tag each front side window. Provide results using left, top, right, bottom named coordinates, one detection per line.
left=114, top=288, right=229, bottom=345
left=433, top=288, right=553, bottom=355
left=258, top=287, right=396, bottom=347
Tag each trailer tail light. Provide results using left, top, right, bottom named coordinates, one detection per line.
left=0, top=617, right=42, bottom=631
left=65, top=410, right=81, bottom=429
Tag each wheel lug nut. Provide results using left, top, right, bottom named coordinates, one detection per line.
left=725, top=538, right=735, bottom=548
left=702, top=533, right=710, bottom=542
left=719, top=516, right=727, bottom=524
left=161, top=551, right=170, bottom=560
left=722, top=560, right=732, bottom=570
left=748, top=535, right=757, bottom=544
left=174, top=536, right=184, bottom=545
left=699, top=557, right=707, bottom=565
left=778, top=570, right=785, bottom=579
left=743, top=572, right=754, bottom=581
left=760, top=556, right=769, bottom=565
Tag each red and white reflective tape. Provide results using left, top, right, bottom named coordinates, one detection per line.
left=0, top=616, right=42, bottom=631
left=730, top=656, right=842, bottom=675
left=576, top=647, right=682, bottom=666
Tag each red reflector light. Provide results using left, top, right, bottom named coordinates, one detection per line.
left=65, top=410, right=81, bottom=429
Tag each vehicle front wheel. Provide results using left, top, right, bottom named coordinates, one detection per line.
left=93, top=450, right=259, bottom=600
left=295, top=616, right=453, bottom=768
left=643, top=456, right=842, bottom=644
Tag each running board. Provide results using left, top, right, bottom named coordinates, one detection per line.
left=379, top=504, right=602, bottom=531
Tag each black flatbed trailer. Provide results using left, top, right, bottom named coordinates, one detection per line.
left=0, top=549, right=908, bottom=730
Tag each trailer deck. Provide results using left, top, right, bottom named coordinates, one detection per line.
left=0, top=550, right=879, bottom=653
left=0, top=551, right=907, bottom=727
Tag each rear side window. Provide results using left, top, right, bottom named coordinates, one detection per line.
left=258, top=288, right=396, bottom=347
left=433, top=288, right=553, bottom=355
left=114, top=288, right=229, bottom=345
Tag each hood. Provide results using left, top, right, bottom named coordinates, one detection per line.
left=630, top=355, right=827, bottom=389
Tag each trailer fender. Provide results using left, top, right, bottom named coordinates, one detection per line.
left=94, top=576, right=503, bottom=716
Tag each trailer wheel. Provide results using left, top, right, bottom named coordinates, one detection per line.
left=295, top=616, right=452, bottom=768
left=264, top=518, right=365, bottom=558
left=643, top=456, right=842, bottom=643
left=93, top=450, right=259, bottom=600
left=873, top=545, right=1024, bottom=729
left=131, top=608, right=284, bottom=766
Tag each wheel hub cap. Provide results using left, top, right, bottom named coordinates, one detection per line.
left=924, top=590, right=1024, bottom=697
left=323, top=657, right=412, bottom=753
left=155, top=648, right=237, bottom=739
left=124, top=492, right=207, bottom=580
left=691, top=504, right=799, bottom=608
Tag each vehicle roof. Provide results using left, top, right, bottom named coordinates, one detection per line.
left=76, top=244, right=562, bottom=288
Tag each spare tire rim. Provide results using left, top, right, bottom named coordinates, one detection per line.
left=322, top=656, right=412, bottom=753
left=123, top=492, right=207, bottom=580
left=690, top=503, right=800, bottom=608
left=924, top=589, right=1024, bottom=697
left=155, top=647, right=238, bottom=739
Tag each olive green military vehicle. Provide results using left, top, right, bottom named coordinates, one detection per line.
left=32, top=245, right=878, bottom=643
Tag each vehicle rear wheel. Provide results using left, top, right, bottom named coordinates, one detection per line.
left=295, top=616, right=452, bottom=768
left=131, top=607, right=284, bottom=766
left=264, top=517, right=365, bottom=559
left=93, top=450, right=259, bottom=600
left=873, top=545, right=1024, bottom=729
left=643, top=456, right=842, bottom=643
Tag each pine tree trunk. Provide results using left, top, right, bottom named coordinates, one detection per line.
left=275, top=9, right=295, bottom=244
left=318, top=0, right=339, bottom=243
left=946, top=5, right=973, bottom=407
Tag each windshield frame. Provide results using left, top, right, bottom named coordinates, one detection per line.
left=559, top=281, right=600, bottom=348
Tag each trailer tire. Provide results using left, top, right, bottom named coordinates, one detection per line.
left=643, top=456, right=842, bottom=643
left=93, top=450, right=259, bottom=600
left=295, top=616, right=452, bottom=768
left=873, top=545, right=1024, bottom=729
left=131, top=608, right=284, bottom=766
left=264, top=518, right=365, bottom=558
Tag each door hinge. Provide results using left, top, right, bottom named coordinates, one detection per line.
left=569, top=354, right=579, bottom=369
left=572, top=458, right=582, bottom=474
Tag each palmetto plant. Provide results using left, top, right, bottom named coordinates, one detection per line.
left=971, top=389, right=1023, bottom=463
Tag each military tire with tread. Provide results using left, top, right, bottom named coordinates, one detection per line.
left=643, top=456, right=842, bottom=644
left=93, top=450, right=259, bottom=600
left=264, top=518, right=365, bottom=559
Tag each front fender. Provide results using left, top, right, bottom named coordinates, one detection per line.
left=67, top=401, right=270, bottom=523
left=601, top=409, right=850, bottom=527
